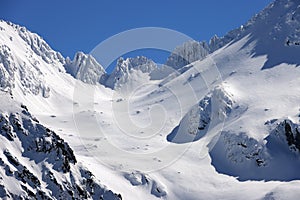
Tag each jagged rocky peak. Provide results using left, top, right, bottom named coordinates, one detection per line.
left=166, top=40, right=210, bottom=69
left=105, top=56, right=157, bottom=88
left=65, top=51, right=107, bottom=84
left=116, top=56, right=157, bottom=73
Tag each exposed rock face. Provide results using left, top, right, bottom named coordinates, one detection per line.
left=124, top=171, right=166, bottom=198
left=210, top=119, right=300, bottom=181
left=0, top=101, right=121, bottom=199
left=268, top=119, right=300, bottom=153
left=167, top=86, right=234, bottom=144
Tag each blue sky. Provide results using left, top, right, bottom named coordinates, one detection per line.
left=0, top=0, right=272, bottom=69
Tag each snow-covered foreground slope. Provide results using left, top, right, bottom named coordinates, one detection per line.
left=1, top=0, right=300, bottom=199
left=0, top=92, right=121, bottom=199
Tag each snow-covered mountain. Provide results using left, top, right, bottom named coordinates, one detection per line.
left=105, top=56, right=157, bottom=89
left=0, top=20, right=122, bottom=199
left=65, top=53, right=175, bottom=90
left=0, top=21, right=65, bottom=98
left=1, top=0, right=300, bottom=199
left=166, top=40, right=209, bottom=69
left=208, top=0, right=300, bottom=69
left=65, top=52, right=107, bottom=85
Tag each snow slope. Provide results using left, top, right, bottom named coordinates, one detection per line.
left=0, top=92, right=121, bottom=199
left=1, top=0, right=300, bottom=199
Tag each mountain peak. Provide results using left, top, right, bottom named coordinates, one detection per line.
left=166, top=40, right=209, bottom=69
left=209, top=0, right=300, bottom=51
left=116, top=56, right=157, bottom=73
left=0, top=20, right=68, bottom=97
left=0, top=20, right=65, bottom=65
left=64, top=51, right=107, bottom=84
left=105, top=56, right=157, bottom=89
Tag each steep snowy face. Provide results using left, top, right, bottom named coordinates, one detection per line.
left=0, top=20, right=67, bottom=97
left=105, top=56, right=157, bottom=89
left=15, top=24, right=64, bottom=65
left=167, top=86, right=237, bottom=144
left=166, top=40, right=209, bottom=69
left=244, top=0, right=300, bottom=69
left=209, top=0, right=300, bottom=69
left=0, top=93, right=121, bottom=199
left=0, top=44, right=16, bottom=91
left=65, top=52, right=107, bottom=85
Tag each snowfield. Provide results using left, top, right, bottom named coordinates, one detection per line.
left=0, top=0, right=300, bottom=199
